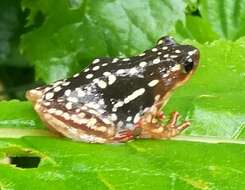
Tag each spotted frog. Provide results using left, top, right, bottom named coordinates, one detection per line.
left=26, top=36, right=199, bottom=143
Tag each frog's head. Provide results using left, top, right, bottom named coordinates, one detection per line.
left=155, top=36, right=200, bottom=91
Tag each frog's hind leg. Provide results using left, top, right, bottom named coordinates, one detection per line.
left=139, top=111, right=190, bottom=139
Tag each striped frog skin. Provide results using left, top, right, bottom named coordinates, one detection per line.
left=26, top=36, right=200, bottom=143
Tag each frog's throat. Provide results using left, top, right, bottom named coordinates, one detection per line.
left=158, top=69, right=195, bottom=111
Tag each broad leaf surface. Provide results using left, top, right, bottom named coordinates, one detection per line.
left=199, top=0, right=245, bottom=40
left=173, top=0, right=245, bottom=43
left=0, top=137, right=244, bottom=190
left=20, top=0, right=186, bottom=83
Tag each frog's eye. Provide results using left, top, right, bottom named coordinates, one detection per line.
left=183, top=58, right=194, bottom=73
left=157, top=36, right=176, bottom=46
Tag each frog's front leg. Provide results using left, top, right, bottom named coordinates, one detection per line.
left=139, top=111, right=190, bottom=139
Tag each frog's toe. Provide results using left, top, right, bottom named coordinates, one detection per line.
left=139, top=111, right=190, bottom=139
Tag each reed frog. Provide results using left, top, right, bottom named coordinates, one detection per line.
left=26, top=36, right=199, bottom=143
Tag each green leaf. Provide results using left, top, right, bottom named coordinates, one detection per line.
left=0, top=100, right=44, bottom=130
left=172, top=1, right=245, bottom=43
left=0, top=137, right=245, bottom=189
left=173, top=15, right=220, bottom=43
left=199, top=0, right=245, bottom=40
left=20, top=0, right=186, bottom=83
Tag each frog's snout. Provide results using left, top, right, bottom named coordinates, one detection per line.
left=183, top=48, right=200, bottom=73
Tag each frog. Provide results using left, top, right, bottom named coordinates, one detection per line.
left=26, top=36, right=199, bottom=143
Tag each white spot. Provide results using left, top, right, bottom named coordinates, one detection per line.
left=133, top=113, right=141, bottom=124
left=87, top=118, right=97, bottom=127
left=188, top=50, right=197, bottom=56
left=151, top=48, right=158, bottom=52
left=78, top=118, right=89, bottom=124
left=157, top=52, right=162, bottom=55
left=154, top=94, right=161, bottom=101
left=62, top=113, right=70, bottom=120
left=81, top=106, right=88, bottom=110
left=79, top=112, right=86, bottom=118
left=116, top=69, right=126, bottom=75
left=92, top=65, right=100, bottom=71
left=117, top=121, right=124, bottom=127
left=65, top=102, right=73, bottom=110
left=48, top=108, right=56, bottom=114
left=103, top=72, right=111, bottom=76
left=54, top=86, right=62, bottom=92
left=157, top=40, right=163, bottom=45
left=84, top=68, right=90, bottom=72
left=143, top=107, right=150, bottom=112
left=108, top=75, right=116, bottom=85
left=93, top=78, right=99, bottom=83
left=103, top=118, right=112, bottom=125
left=43, top=102, right=51, bottom=106
left=97, top=126, right=107, bottom=132
left=98, top=99, right=104, bottom=105
left=97, top=80, right=107, bottom=89
left=45, top=92, right=54, bottom=100
left=139, top=53, right=146, bottom=56
left=188, top=58, right=193, bottom=62
left=139, top=61, right=147, bottom=67
left=75, top=108, right=80, bottom=113
left=76, top=88, right=85, bottom=97
left=114, top=101, right=124, bottom=108
left=53, top=81, right=63, bottom=87
left=111, top=113, right=118, bottom=121
left=86, top=102, right=100, bottom=110
left=43, top=87, right=51, bottom=93
left=102, top=63, right=108, bottom=67
left=175, top=49, right=181, bottom=54
left=122, top=58, right=130, bottom=61
left=126, top=123, right=134, bottom=130
left=126, top=116, right=132, bottom=122
left=55, top=110, right=63, bottom=116
left=148, top=79, right=159, bottom=87
left=67, top=97, right=79, bottom=103
left=153, top=58, right=161, bottom=64
left=92, top=58, right=100, bottom=64
left=112, top=58, right=119, bottom=63
left=124, top=88, right=145, bottom=104
left=170, top=55, right=178, bottom=58
left=57, top=99, right=64, bottom=102
left=170, top=64, right=181, bottom=72
left=64, top=89, right=71, bottom=96
left=73, top=73, right=79, bottom=77
left=79, top=134, right=106, bottom=143
left=129, top=68, right=138, bottom=75
left=162, top=46, right=168, bottom=50
left=86, top=74, right=93, bottom=79
left=163, top=54, right=169, bottom=58
left=62, top=81, right=70, bottom=86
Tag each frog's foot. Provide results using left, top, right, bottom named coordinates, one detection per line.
left=113, top=130, right=135, bottom=142
left=139, top=112, right=190, bottom=139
